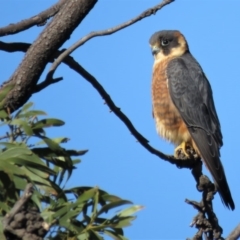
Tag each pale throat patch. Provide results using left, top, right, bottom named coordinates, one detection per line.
left=153, top=35, right=187, bottom=65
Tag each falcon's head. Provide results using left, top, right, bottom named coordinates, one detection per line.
left=149, top=30, right=189, bottom=60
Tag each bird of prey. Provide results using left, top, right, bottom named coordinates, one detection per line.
left=149, top=30, right=234, bottom=210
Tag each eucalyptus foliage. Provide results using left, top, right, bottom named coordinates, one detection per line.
left=0, top=103, right=142, bottom=240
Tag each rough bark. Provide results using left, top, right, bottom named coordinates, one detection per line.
left=1, top=0, right=97, bottom=113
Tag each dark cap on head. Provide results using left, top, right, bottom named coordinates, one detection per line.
left=149, top=30, right=182, bottom=45
left=149, top=30, right=189, bottom=56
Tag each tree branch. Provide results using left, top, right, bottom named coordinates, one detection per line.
left=47, top=0, right=174, bottom=79
left=2, top=183, right=49, bottom=240
left=3, top=184, right=34, bottom=239
left=0, top=0, right=97, bottom=113
left=3, top=184, right=34, bottom=227
left=226, top=224, right=240, bottom=240
left=33, top=76, right=63, bottom=93
left=186, top=161, right=224, bottom=239
left=0, top=0, right=67, bottom=37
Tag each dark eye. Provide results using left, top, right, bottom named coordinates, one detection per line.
left=161, top=39, right=169, bottom=46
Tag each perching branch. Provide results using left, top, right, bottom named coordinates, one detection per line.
left=0, top=0, right=67, bottom=37
left=47, top=0, right=174, bottom=79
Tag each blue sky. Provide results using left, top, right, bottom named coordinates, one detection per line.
left=1, top=0, right=240, bottom=239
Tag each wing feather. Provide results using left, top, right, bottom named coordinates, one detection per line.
left=167, top=53, right=234, bottom=209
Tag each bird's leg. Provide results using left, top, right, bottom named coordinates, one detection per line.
left=174, top=141, right=190, bottom=158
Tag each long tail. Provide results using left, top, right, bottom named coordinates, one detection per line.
left=191, top=130, right=235, bottom=210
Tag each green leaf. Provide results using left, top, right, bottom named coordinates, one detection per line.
left=35, top=137, right=69, bottom=146
left=117, top=205, right=144, bottom=218
left=77, top=188, right=98, bottom=204
left=12, top=176, right=27, bottom=190
left=35, top=136, right=63, bottom=152
left=32, top=118, right=65, bottom=129
left=0, top=83, right=14, bottom=102
left=20, top=102, right=34, bottom=112
left=3, top=148, right=44, bottom=166
left=10, top=119, right=33, bottom=136
left=104, top=230, right=128, bottom=240
left=31, top=140, right=73, bottom=181
left=32, top=128, right=45, bottom=136
left=8, top=158, right=55, bottom=176
left=0, top=171, right=18, bottom=202
left=97, top=200, right=132, bottom=217
left=41, top=209, right=55, bottom=222
left=18, top=110, right=47, bottom=118
left=89, top=230, right=103, bottom=240
left=0, top=142, right=24, bottom=149
left=32, top=147, right=59, bottom=157
left=101, top=194, right=122, bottom=203
left=72, top=159, right=81, bottom=165
left=0, top=201, right=11, bottom=213
left=26, top=166, right=49, bottom=178
left=0, top=146, right=31, bottom=160
left=92, top=190, right=99, bottom=217
left=31, top=190, right=42, bottom=211
left=0, top=160, right=26, bottom=176
left=65, top=187, right=108, bottom=198
left=51, top=203, right=73, bottom=220
left=66, top=149, right=88, bottom=156
left=115, top=216, right=136, bottom=228
left=77, top=232, right=90, bottom=240
left=56, top=205, right=85, bottom=232
left=59, top=208, right=81, bottom=224
left=20, top=166, right=51, bottom=186
left=0, top=110, right=8, bottom=118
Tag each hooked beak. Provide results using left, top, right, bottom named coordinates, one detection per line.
left=151, top=45, right=161, bottom=55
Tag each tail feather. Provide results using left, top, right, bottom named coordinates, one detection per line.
left=191, top=129, right=235, bottom=210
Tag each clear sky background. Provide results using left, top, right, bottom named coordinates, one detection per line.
left=1, top=0, right=240, bottom=239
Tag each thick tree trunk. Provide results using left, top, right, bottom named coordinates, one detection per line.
left=1, top=0, right=97, bottom=113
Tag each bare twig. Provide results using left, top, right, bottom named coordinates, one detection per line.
left=33, top=76, right=63, bottom=93
left=0, top=135, right=8, bottom=141
left=226, top=224, right=240, bottom=240
left=0, top=41, right=31, bottom=53
left=47, top=0, right=174, bottom=79
left=0, top=0, right=67, bottom=37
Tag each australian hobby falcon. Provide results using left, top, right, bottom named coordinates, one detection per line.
left=149, top=30, right=234, bottom=210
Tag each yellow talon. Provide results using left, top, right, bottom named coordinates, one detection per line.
left=174, top=142, right=190, bottom=158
